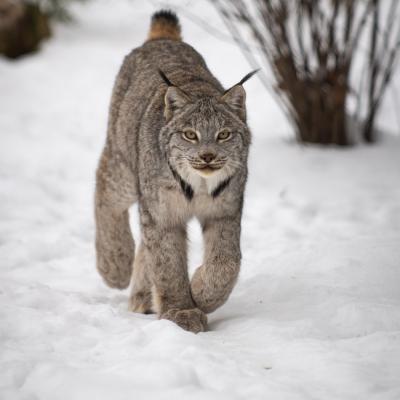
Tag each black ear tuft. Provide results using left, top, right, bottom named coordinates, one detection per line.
left=159, top=69, right=174, bottom=86
left=238, top=69, right=259, bottom=86
left=223, top=69, right=259, bottom=95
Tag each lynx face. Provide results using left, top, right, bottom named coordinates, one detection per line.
left=162, top=94, right=249, bottom=192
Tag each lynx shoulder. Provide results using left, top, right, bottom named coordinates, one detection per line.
left=94, top=10, right=255, bottom=333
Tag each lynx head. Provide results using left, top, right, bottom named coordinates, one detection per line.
left=159, top=70, right=256, bottom=196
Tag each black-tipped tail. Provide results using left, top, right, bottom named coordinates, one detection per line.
left=147, top=10, right=181, bottom=41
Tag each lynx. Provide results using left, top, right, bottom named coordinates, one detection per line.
left=95, top=10, right=255, bottom=333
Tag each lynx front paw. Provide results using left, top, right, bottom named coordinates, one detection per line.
left=191, top=266, right=220, bottom=313
left=191, top=264, right=237, bottom=314
left=161, top=308, right=208, bottom=333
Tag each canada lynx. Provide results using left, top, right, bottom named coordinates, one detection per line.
left=95, top=10, right=254, bottom=333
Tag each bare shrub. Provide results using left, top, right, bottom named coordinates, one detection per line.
left=215, top=0, right=400, bottom=145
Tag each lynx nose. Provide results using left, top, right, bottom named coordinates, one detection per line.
left=199, top=152, right=216, bottom=164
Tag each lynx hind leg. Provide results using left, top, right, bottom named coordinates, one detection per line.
left=129, top=243, right=153, bottom=314
left=95, top=148, right=137, bottom=289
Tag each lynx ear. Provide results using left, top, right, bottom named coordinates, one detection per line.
left=221, top=69, right=259, bottom=121
left=221, top=85, right=247, bottom=121
left=164, top=86, right=191, bottom=120
left=159, top=69, right=191, bottom=120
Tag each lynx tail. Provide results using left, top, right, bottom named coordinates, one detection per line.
left=147, top=10, right=181, bottom=41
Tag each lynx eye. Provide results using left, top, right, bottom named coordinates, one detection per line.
left=182, top=129, right=198, bottom=142
left=217, top=129, right=232, bottom=142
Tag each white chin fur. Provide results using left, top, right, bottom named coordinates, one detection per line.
left=194, top=168, right=218, bottom=178
left=178, top=165, right=229, bottom=195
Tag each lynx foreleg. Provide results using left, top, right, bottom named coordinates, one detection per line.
left=95, top=148, right=137, bottom=289
left=191, top=215, right=241, bottom=314
left=141, top=214, right=207, bottom=333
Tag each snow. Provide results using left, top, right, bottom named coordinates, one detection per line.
left=1, top=1, right=400, bottom=399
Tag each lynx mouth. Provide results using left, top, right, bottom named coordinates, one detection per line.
left=191, top=164, right=223, bottom=176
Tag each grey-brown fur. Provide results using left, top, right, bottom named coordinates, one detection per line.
left=95, top=11, right=252, bottom=333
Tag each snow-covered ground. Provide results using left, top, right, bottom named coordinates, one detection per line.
left=1, top=1, right=400, bottom=399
